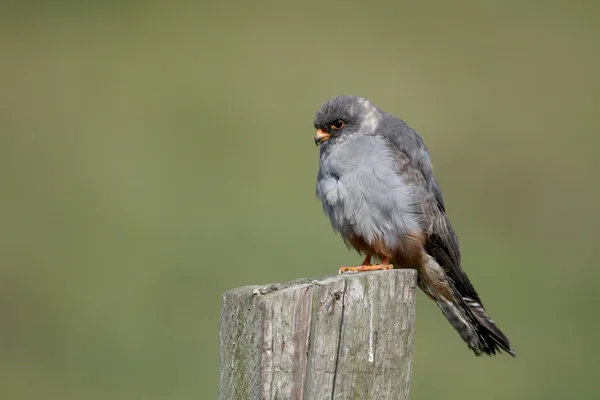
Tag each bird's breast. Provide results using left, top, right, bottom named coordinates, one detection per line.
left=316, top=135, right=423, bottom=250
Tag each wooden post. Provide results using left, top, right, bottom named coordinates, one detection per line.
left=219, top=269, right=417, bottom=400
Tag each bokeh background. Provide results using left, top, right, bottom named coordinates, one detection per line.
left=2, top=1, right=599, bottom=399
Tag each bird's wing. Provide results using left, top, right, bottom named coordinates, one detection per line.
left=380, top=118, right=482, bottom=304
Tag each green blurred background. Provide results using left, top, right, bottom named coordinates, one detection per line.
left=2, top=1, right=599, bottom=399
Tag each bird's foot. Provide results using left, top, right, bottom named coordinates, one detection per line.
left=338, top=264, right=393, bottom=274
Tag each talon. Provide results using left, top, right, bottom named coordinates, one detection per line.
left=338, top=264, right=393, bottom=274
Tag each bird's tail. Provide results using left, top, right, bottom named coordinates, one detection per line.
left=433, top=291, right=516, bottom=357
left=414, top=255, right=515, bottom=356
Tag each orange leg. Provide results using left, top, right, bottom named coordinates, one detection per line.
left=338, top=257, right=393, bottom=274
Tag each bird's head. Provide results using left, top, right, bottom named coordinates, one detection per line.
left=313, top=95, right=382, bottom=146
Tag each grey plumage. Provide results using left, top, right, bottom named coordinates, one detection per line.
left=314, top=95, right=515, bottom=357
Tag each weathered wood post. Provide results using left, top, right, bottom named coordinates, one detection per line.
left=219, top=269, right=417, bottom=400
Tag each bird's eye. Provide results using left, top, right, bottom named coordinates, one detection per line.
left=330, top=119, right=345, bottom=130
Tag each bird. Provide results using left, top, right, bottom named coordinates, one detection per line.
left=313, top=95, right=515, bottom=357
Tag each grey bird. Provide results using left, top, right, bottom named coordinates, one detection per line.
left=313, top=95, right=515, bottom=357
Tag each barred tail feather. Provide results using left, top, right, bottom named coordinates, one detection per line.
left=463, top=297, right=516, bottom=357
left=434, top=295, right=516, bottom=357
left=415, top=256, right=515, bottom=357
left=435, top=300, right=481, bottom=353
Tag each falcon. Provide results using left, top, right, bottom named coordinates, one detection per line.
left=314, top=95, right=515, bottom=357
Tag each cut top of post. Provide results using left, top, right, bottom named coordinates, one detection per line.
left=219, top=269, right=417, bottom=400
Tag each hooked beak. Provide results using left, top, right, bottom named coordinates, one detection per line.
left=315, top=129, right=330, bottom=146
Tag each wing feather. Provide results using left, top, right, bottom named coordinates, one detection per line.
left=379, top=116, right=482, bottom=303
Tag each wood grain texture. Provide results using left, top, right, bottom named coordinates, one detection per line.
left=219, top=269, right=417, bottom=400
